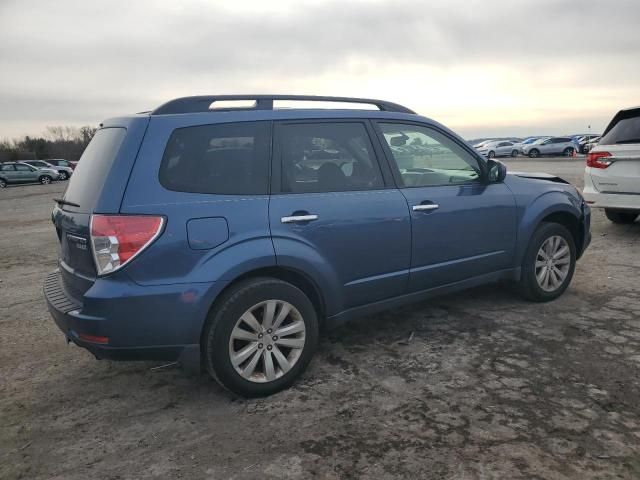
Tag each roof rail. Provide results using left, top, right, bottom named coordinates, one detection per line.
left=151, top=95, right=416, bottom=115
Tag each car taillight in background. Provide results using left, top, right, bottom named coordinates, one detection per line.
left=90, top=214, right=164, bottom=275
left=586, top=151, right=613, bottom=169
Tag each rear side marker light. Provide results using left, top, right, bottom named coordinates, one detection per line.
left=90, top=214, right=164, bottom=276
left=78, top=333, right=109, bottom=344
left=586, top=151, right=613, bottom=169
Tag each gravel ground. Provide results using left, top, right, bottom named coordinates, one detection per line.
left=1, top=158, right=639, bottom=479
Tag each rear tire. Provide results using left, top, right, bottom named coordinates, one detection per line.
left=0, top=178, right=6, bottom=188
left=517, top=222, right=576, bottom=302
left=528, top=149, right=540, bottom=158
left=203, top=278, right=319, bottom=397
left=487, top=150, right=495, bottom=158
left=563, top=147, right=574, bottom=157
left=58, top=171, right=68, bottom=180
left=605, top=209, right=638, bottom=224
left=511, top=150, right=518, bottom=157
left=39, top=175, right=52, bottom=185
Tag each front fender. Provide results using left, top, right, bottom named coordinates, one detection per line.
left=515, top=189, right=582, bottom=266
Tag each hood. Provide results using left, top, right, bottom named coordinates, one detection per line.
left=508, top=171, right=570, bottom=184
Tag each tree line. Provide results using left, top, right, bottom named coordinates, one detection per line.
left=0, top=126, right=97, bottom=162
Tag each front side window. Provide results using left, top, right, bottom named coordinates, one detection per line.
left=378, top=123, right=480, bottom=187
left=159, top=121, right=270, bottom=195
left=15, top=164, right=32, bottom=171
left=278, top=122, right=384, bottom=193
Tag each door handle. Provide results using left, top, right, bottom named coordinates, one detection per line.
left=412, top=204, right=439, bottom=211
left=281, top=214, right=319, bottom=224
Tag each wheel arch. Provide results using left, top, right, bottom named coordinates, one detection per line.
left=516, top=193, right=584, bottom=265
left=198, top=265, right=327, bottom=350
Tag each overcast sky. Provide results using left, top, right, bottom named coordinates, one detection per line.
left=1, top=0, right=638, bottom=139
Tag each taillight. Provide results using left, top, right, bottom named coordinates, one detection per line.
left=90, top=214, right=164, bottom=275
left=586, top=151, right=613, bottom=169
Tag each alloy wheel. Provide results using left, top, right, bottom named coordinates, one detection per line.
left=228, top=300, right=306, bottom=383
left=535, top=236, right=571, bottom=292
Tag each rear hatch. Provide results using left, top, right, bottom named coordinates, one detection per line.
left=52, top=120, right=147, bottom=301
left=590, top=108, right=640, bottom=194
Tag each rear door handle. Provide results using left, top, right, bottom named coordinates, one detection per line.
left=281, top=214, right=319, bottom=224
left=412, top=204, right=439, bottom=211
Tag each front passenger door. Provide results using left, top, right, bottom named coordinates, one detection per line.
left=14, top=164, right=36, bottom=182
left=375, top=122, right=517, bottom=292
left=269, top=121, right=411, bottom=314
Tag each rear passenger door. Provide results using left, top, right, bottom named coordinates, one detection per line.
left=374, top=122, right=517, bottom=292
left=269, top=121, right=411, bottom=315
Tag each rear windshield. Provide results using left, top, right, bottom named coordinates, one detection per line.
left=63, top=128, right=126, bottom=212
left=600, top=113, right=640, bottom=145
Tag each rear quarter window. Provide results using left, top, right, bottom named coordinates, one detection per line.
left=159, top=121, right=270, bottom=195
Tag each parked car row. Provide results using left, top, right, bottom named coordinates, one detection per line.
left=0, top=160, right=74, bottom=188
left=473, top=134, right=603, bottom=158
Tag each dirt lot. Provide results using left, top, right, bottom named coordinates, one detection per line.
left=1, top=158, right=639, bottom=479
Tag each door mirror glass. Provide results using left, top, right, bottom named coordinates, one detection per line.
left=487, top=159, right=507, bottom=183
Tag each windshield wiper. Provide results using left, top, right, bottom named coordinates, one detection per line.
left=53, top=198, right=80, bottom=208
left=615, top=139, right=640, bottom=144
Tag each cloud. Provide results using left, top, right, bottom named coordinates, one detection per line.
left=0, top=0, right=639, bottom=137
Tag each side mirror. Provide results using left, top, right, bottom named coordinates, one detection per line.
left=486, top=159, right=507, bottom=183
left=390, top=134, right=409, bottom=147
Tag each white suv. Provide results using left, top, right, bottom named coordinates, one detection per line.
left=583, top=107, right=640, bottom=224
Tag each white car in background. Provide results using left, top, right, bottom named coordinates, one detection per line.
left=583, top=107, right=640, bottom=224
left=475, top=140, right=520, bottom=158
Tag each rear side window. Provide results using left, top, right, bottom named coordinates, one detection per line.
left=278, top=122, right=384, bottom=193
left=159, top=121, right=270, bottom=195
left=63, top=128, right=126, bottom=211
left=600, top=114, right=640, bottom=145
left=1, top=164, right=15, bottom=171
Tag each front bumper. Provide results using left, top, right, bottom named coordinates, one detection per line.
left=578, top=204, right=591, bottom=259
left=43, top=269, right=226, bottom=362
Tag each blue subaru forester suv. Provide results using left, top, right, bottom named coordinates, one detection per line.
left=44, top=95, right=591, bottom=397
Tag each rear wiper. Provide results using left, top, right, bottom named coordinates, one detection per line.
left=53, top=198, right=80, bottom=208
left=615, top=139, right=640, bottom=144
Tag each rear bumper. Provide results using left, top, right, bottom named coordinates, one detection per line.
left=583, top=169, right=640, bottom=211
left=43, top=269, right=226, bottom=364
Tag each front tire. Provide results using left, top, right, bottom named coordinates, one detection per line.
left=39, top=175, right=52, bottom=185
left=203, top=278, right=319, bottom=397
left=511, top=150, right=518, bottom=157
left=58, top=171, right=68, bottom=180
left=517, top=222, right=576, bottom=302
left=487, top=150, right=495, bottom=158
left=528, top=149, right=540, bottom=158
left=605, top=209, right=638, bottom=224
left=0, top=178, right=6, bottom=188
left=563, top=147, right=574, bottom=157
